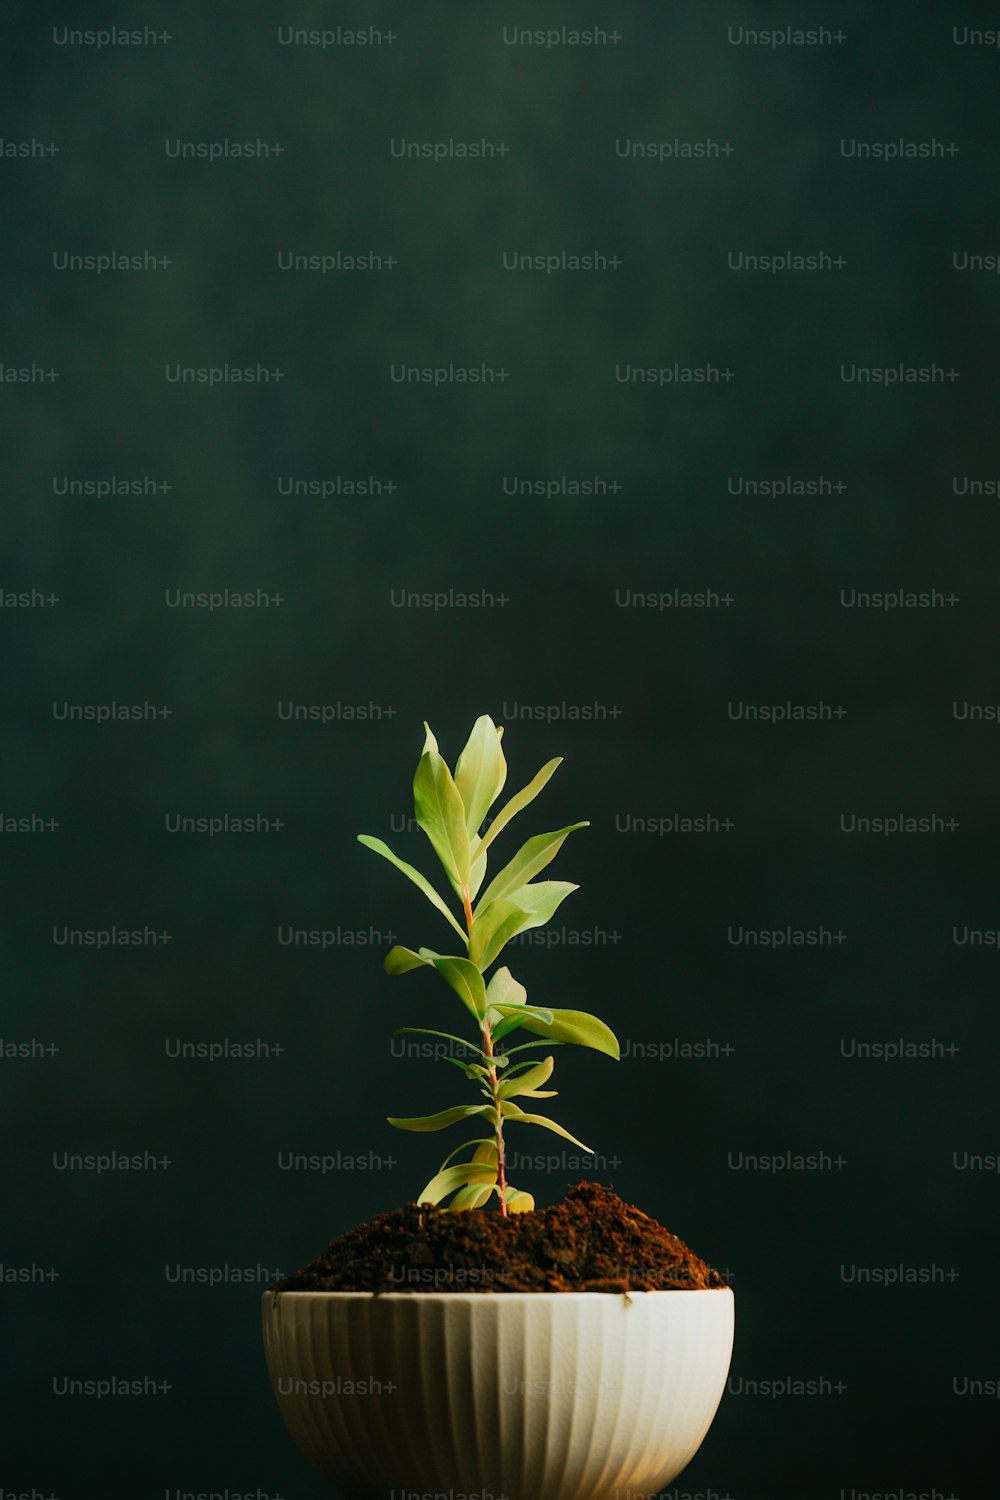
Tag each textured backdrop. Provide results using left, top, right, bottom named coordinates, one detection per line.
left=3, top=2, right=999, bottom=1497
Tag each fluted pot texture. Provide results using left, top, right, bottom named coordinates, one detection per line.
left=263, top=1289, right=734, bottom=1500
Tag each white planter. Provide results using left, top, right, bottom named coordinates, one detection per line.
left=263, top=1288, right=734, bottom=1499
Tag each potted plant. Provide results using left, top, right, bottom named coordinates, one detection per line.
left=263, top=716, right=734, bottom=1499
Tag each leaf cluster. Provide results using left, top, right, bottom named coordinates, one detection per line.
left=359, top=716, right=618, bottom=1212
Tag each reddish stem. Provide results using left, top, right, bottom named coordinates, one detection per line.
left=464, top=883, right=508, bottom=1217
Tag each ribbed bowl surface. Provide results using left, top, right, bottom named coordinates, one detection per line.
left=263, top=1289, right=734, bottom=1500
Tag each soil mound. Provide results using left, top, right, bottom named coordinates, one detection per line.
left=272, top=1181, right=726, bottom=1294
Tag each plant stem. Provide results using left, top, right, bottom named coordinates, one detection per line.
left=481, top=1022, right=508, bottom=1216
left=463, top=883, right=508, bottom=1217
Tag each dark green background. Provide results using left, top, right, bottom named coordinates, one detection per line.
left=3, top=2, right=998, bottom=1496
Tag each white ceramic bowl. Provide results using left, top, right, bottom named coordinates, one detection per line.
left=263, top=1288, right=734, bottom=1499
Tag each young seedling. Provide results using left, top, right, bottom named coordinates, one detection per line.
left=359, top=715, right=619, bottom=1216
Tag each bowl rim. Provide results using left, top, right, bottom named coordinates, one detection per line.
left=262, top=1286, right=734, bottom=1302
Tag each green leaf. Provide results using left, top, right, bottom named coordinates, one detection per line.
left=476, top=824, right=588, bottom=912
left=491, top=1005, right=620, bottom=1060
left=438, top=1137, right=495, bottom=1170
left=384, top=945, right=427, bottom=975
left=485, top=966, right=527, bottom=1009
left=496, top=1038, right=566, bottom=1058
left=469, top=881, right=579, bottom=970
left=491, top=1004, right=554, bottom=1043
left=454, top=715, right=507, bottom=836
left=388, top=1104, right=495, bottom=1132
left=500, top=1101, right=594, bottom=1153
left=448, top=1182, right=496, bottom=1210
left=468, top=898, right=525, bottom=970
left=472, top=1140, right=498, bottom=1166
left=498, top=1054, right=554, bottom=1099
left=478, top=757, right=563, bottom=853
left=469, top=888, right=568, bottom=971
left=504, top=1185, right=536, bottom=1213
left=417, top=1160, right=497, bottom=1205
left=412, top=723, right=471, bottom=888
left=357, top=835, right=467, bottom=942
left=441, top=1056, right=487, bottom=1080
left=419, top=952, right=487, bottom=1020
left=508, top=880, right=579, bottom=923
left=395, top=1027, right=493, bottom=1063
left=497, top=1057, right=547, bottom=1077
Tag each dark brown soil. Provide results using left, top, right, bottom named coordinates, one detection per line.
left=271, top=1181, right=726, bottom=1294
